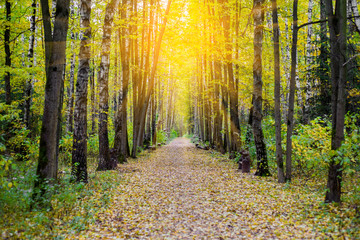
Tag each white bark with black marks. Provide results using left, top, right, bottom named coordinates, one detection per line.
left=303, top=0, right=314, bottom=124
left=97, top=0, right=119, bottom=171
left=72, top=0, right=91, bottom=183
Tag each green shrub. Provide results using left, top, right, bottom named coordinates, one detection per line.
left=156, top=130, right=167, bottom=144
left=59, top=134, right=73, bottom=167
left=170, top=129, right=178, bottom=140
left=87, top=134, right=99, bottom=157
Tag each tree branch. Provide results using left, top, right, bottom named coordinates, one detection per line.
left=343, top=53, right=360, bottom=67
left=298, top=16, right=360, bottom=30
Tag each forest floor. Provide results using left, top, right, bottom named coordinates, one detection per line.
left=74, top=138, right=358, bottom=239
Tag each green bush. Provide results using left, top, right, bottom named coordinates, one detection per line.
left=59, top=134, right=73, bottom=167
left=87, top=134, right=99, bottom=157
left=170, top=129, right=178, bottom=140
left=156, top=130, right=168, bottom=144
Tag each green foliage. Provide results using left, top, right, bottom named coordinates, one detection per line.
left=0, top=162, right=37, bottom=214
left=156, top=129, right=168, bottom=144
left=87, top=134, right=99, bottom=157
left=291, top=117, right=332, bottom=177
left=59, top=134, right=73, bottom=167
left=0, top=102, right=37, bottom=192
left=1, top=168, right=122, bottom=238
left=242, top=113, right=360, bottom=206
left=169, top=129, right=179, bottom=140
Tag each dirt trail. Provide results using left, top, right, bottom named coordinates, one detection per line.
left=82, top=138, right=322, bottom=239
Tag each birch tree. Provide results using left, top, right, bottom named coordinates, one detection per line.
left=72, top=0, right=92, bottom=182
left=97, top=0, right=119, bottom=171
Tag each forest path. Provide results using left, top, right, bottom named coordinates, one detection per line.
left=82, top=138, right=321, bottom=239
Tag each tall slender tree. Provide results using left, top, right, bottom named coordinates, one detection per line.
left=285, top=0, right=298, bottom=182
left=325, top=0, right=347, bottom=203
left=72, top=0, right=92, bottom=182
left=4, top=0, right=11, bottom=105
left=97, top=0, right=119, bottom=171
left=66, top=2, right=77, bottom=134
left=303, top=0, right=314, bottom=124
left=114, top=0, right=130, bottom=163
left=252, top=0, right=270, bottom=176
left=222, top=0, right=241, bottom=155
left=32, top=0, right=71, bottom=208
left=132, top=0, right=172, bottom=157
left=272, top=0, right=285, bottom=183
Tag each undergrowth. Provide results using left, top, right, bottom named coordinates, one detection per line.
left=0, top=168, right=122, bottom=239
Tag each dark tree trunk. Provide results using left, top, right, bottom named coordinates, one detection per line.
left=24, top=0, right=37, bottom=129
left=223, top=64, right=230, bottom=153
left=32, top=0, right=71, bottom=209
left=151, top=91, right=157, bottom=146
left=71, top=0, right=91, bottom=183
left=5, top=0, right=11, bottom=105
left=131, top=0, right=146, bottom=158
left=214, top=60, right=224, bottom=153
left=97, top=0, right=118, bottom=171
left=252, top=0, right=270, bottom=177
left=315, top=0, right=331, bottom=118
left=114, top=0, right=130, bottom=163
left=325, top=0, right=347, bottom=203
left=199, top=58, right=205, bottom=142
left=285, top=0, right=298, bottom=182
left=272, top=0, right=285, bottom=183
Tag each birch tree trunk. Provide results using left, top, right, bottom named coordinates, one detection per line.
left=282, top=11, right=290, bottom=117
left=90, top=52, right=96, bottom=134
left=66, top=2, right=77, bottom=133
left=71, top=0, right=91, bottom=183
left=252, top=0, right=270, bottom=176
left=303, top=0, right=314, bottom=124
left=97, top=0, right=118, bottom=171
left=349, top=0, right=360, bottom=33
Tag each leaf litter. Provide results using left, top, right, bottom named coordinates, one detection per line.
left=76, top=138, right=359, bottom=239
